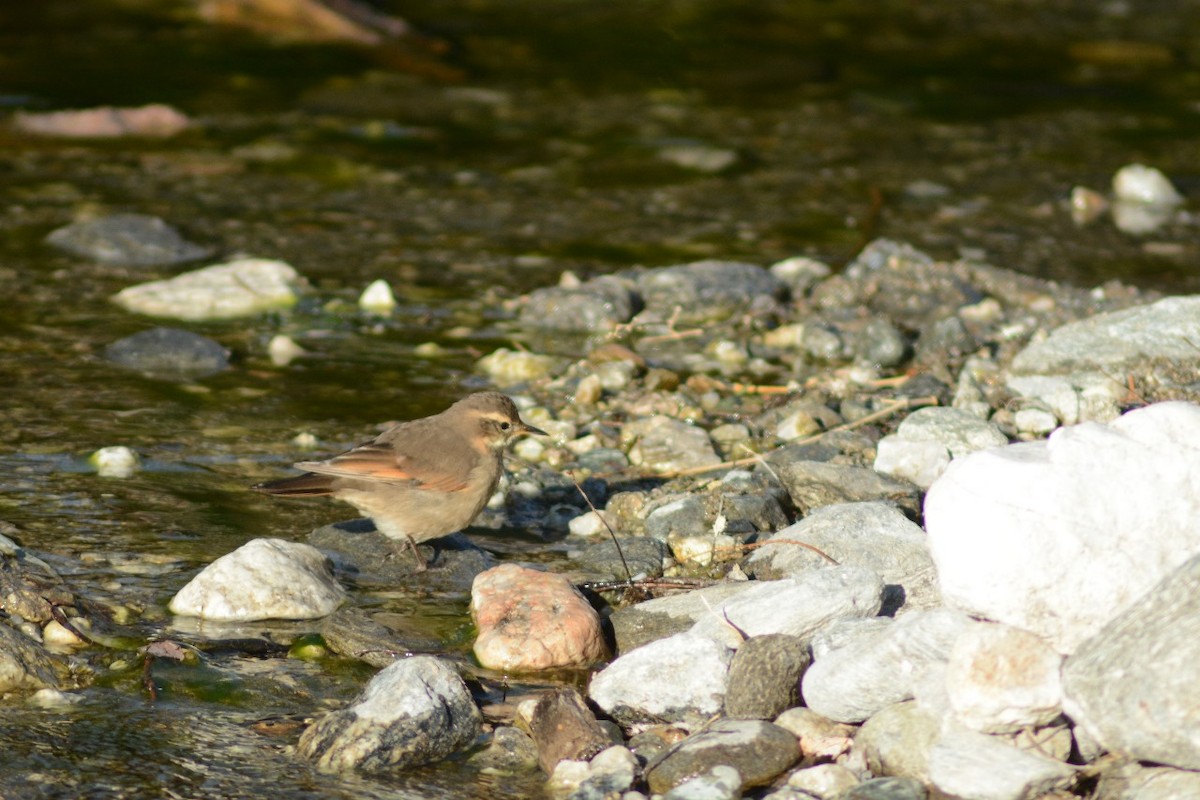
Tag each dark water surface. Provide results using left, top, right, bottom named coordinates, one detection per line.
left=0, top=0, right=1197, bottom=796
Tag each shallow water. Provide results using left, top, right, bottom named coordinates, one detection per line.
left=0, top=0, right=1197, bottom=796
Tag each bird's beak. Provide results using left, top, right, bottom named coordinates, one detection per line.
left=519, top=420, right=548, bottom=437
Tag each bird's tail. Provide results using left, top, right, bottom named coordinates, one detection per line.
left=251, top=473, right=335, bottom=496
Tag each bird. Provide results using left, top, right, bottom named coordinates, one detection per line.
left=252, top=392, right=546, bottom=570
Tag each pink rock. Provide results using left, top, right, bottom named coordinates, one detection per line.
left=471, top=564, right=608, bottom=671
left=13, top=104, right=190, bottom=138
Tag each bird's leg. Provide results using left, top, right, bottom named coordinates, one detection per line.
left=403, top=534, right=428, bottom=572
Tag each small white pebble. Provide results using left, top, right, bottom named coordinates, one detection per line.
left=43, top=618, right=89, bottom=648
left=358, top=278, right=397, bottom=313
left=267, top=334, right=307, bottom=366
left=29, top=688, right=84, bottom=708
left=1113, top=163, right=1184, bottom=205
left=90, top=446, right=140, bottom=478
left=568, top=510, right=613, bottom=537
left=291, top=432, right=320, bottom=449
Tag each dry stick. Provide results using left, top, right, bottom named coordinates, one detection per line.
left=663, top=394, right=941, bottom=479
left=568, top=471, right=634, bottom=586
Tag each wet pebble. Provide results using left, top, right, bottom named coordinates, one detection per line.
left=297, top=655, right=481, bottom=772
left=46, top=212, right=210, bottom=265
left=104, top=327, right=230, bottom=379
left=470, top=564, right=608, bottom=671
left=169, top=537, right=345, bottom=622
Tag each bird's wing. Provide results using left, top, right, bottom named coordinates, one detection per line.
left=295, top=437, right=473, bottom=493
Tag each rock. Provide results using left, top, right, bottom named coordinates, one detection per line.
left=645, top=719, right=799, bottom=794
left=297, top=655, right=481, bottom=772
left=572, top=536, right=667, bottom=581
left=309, top=518, right=492, bottom=594
left=89, top=445, right=141, bottom=478
left=358, top=278, right=396, bottom=313
left=471, top=564, right=608, bottom=671
left=169, top=538, right=345, bottom=621
left=1007, top=297, right=1200, bottom=423
left=0, top=624, right=70, bottom=692
left=476, top=347, right=559, bottom=386
left=632, top=260, right=785, bottom=324
left=773, top=707, right=855, bottom=761
left=855, top=701, right=941, bottom=782
left=926, top=726, right=1075, bottom=800
left=588, top=631, right=734, bottom=727
left=609, top=582, right=759, bottom=653
left=468, top=725, right=539, bottom=772
left=519, top=275, right=639, bottom=333
left=784, top=763, right=860, bottom=798
left=1062, top=552, right=1200, bottom=770
left=528, top=688, right=614, bottom=774
left=874, top=407, right=1008, bottom=489
left=925, top=402, right=1200, bottom=653
left=622, top=416, right=721, bottom=474
left=1094, top=761, right=1200, bottom=800
left=777, top=461, right=921, bottom=518
left=839, top=777, right=928, bottom=800
left=944, top=621, right=1063, bottom=734
left=112, top=257, right=303, bottom=321
left=14, top=104, right=190, bottom=138
left=46, top=213, right=210, bottom=265
left=723, top=634, right=810, bottom=719
left=801, top=608, right=970, bottom=723
left=104, top=327, right=230, bottom=378
left=658, top=144, right=739, bottom=173
left=769, top=256, right=831, bottom=297
left=319, top=607, right=439, bottom=668
left=662, top=765, right=742, bottom=800
left=689, top=567, right=885, bottom=648
left=1111, top=163, right=1184, bottom=205
left=746, top=502, right=940, bottom=615
left=566, top=745, right=640, bottom=798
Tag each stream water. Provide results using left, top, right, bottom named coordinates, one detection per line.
left=0, top=0, right=1197, bottom=797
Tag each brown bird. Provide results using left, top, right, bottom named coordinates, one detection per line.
left=252, top=392, right=546, bottom=569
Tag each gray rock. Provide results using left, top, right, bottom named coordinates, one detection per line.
left=467, top=725, right=539, bottom=772
left=1062, top=552, right=1200, bottom=770
left=723, top=634, right=810, bottom=719
left=0, top=624, right=69, bottom=693
left=801, top=608, right=970, bottom=723
left=297, top=655, right=481, bottom=772
left=623, top=416, right=721, bottom=474
left=855, top=701, right=941, bottom=782
left=589, top=631, right=734, bottom=727
left=645, top=719, right=799, bottom=795
left=46, top=213, right=210, bottom=265
left=519, top=275, right=639, bottom=333
left=746, top=502, right=940, bottom=616
left=777, top=461, right=921, bottom=518
left=1094, top=760, right=1200, bottom=800
left=645, top=495, right=709, bottom=541
left=309, top=519, right=492, bottom=595
left=837, top=777, right=928, bottom=800
left=632, top=260, right=785, bottom=323
left=784, top=763, right=860, bottom=798
left=690, top=567, right=885, bottom=648
left=320, top=607, right=441, bottom=668
left=609, top=582, right=759, bottom=653
left=852, top=317, right=909, bottom=368
left=104, top=327, right=229, bottom=379
left=926, top=726, right=1075, bottom=800
left=573, top=536, right=667, bottom=581
left=169, top=538, right=345, bottom=621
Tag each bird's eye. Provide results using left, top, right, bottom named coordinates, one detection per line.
left=499, top=421, right=512, bottom=431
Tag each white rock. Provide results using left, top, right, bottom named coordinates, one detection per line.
left=113, top=258, right=302, bottom=321
left=358, top=278, right=396, bottom=313
left=874, top=407, right=1007, bottom=489
left=169, top=538, right=345, bottom=621
left=801, top=608, right=971, bottom=723
left=785, top=763, right=859, bottom=797
left=927, top=726, right=1075, bottom=800
left=1012, top=407, right=1058, bottom=436
left=89, top=446, right=140, bottom=478
left=568, top=510, right=614, bottom=537
left=689, top=567, right=884, bottom=647
left=476, top=347, right=557, bottom=386
left=267, top=334, right=306, bottom=366
left=925, top=402, right=1200, bottom=653
left=873, top=439, right=951, bottom=490
left=589, top=631, right=733, bottom=726
left=1112, top=163, right=1184, bottom=205
left=944, top=621, right=1063, bottom=734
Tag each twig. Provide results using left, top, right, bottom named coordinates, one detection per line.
left=568, top=471, right=633, bottom=586
left=662, top=394, right=941, bottom=478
